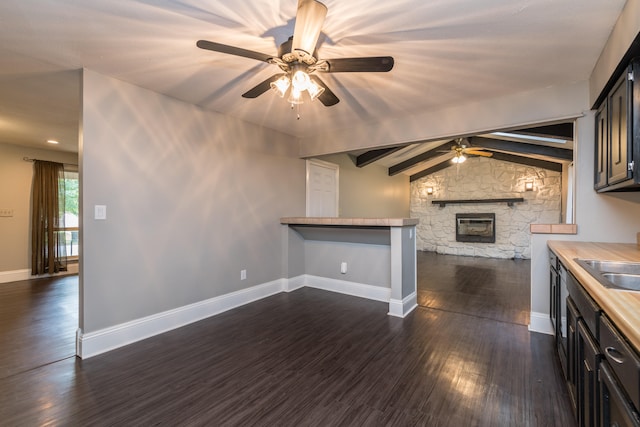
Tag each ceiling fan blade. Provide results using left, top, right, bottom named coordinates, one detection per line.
left=292, top=0, right=327, bottom=60
left=466, top=150, right=493, bottom=157
left=242, top=74, right=286, bottom=98
left=322, top=57, right=394, bottom=73
left=196, top=40, right=273, bottom=63
left=310, top=75, right=339, bottom=106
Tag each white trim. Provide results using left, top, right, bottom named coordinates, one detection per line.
left=77, top=279, right=285, bottom=358
left=303, top=274, right=391, bottom=302
left=528, top=311, right=554, bottom=335
left=388, top=292, right=418, bottom=318
left=306, top=159, right=339, bottom=217
left=284, top=275, right=306, bottom=293
left=0, top=269, right=30, bottom=284
left=77, top=275, right=396, bottom=359
left=0, top=264, right=79, bottom=284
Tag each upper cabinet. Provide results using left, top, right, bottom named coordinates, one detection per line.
left=594, top=58, right=640, bottom=192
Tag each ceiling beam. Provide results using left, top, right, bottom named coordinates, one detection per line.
left=489, top=152, right=563, bottom=172
left=470, top=136, right=573, bottom=160
left=356, top=146, right=404, bottom=168
left=388, top=140, right=451, bottom=176
left=510, top=123, right=573, bottom=140
left=409, top=160, right=451, bottom=182
left=409, top=150, right=563, bottom=182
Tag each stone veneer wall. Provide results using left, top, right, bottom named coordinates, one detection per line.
left=410, top=157, right=561, bottom=259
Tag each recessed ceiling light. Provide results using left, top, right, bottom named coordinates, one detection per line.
left=46, top=139, right=59, bottom=144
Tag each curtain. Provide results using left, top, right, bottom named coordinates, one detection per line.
left=31, top=160, right=67, bottom=275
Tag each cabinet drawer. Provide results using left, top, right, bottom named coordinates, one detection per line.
left=600, top=315, right=640, bottom=411
left=567, top=271, right=600, bottom=339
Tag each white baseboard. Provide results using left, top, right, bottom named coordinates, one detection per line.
left=528, top=311, right=554, bottom=335
left=303, top=275, right=391, bottom=302
left=0, top=269, right=30, bottom=284
left=388, top=292, right=418, bottom=318
left=284, top=275, right=306, bottom=293
left=0, top=264, right=79, bottom=284
left=78, top=275, right=400, bottom=359
left=77, top=279, right=285, bottom=358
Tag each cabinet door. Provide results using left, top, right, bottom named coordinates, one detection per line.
left=595, top=100, right=608, bottom=189
left=578, top=320, right=600, bottom=427
left=608, top=71, right=632, bottom=185
left=567, top=297, right=580, bottom=413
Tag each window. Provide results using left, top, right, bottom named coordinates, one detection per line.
left=61, top=170, right=79, bottom=259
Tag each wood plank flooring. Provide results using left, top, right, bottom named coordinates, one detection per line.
left=0, top=274, right=77, bottom=378
left=417, top=251, right=531, bottom=325
left=0, top=253, right=574, bottom=426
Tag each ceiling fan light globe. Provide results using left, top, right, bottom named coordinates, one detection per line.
left=288, top=87, right=304, bottom=105
left=291, top=70, right=311, bottom=91
left=270, top=76, right=290, bottom=98
left=307, top=80, right=325, bottom=101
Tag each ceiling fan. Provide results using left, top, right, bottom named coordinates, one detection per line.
left=445, top=138, right=493, bottom=163
left=196, top=0, right=394, bottom=107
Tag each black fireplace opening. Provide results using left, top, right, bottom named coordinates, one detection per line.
left=456, top=213, right=496, bottom=243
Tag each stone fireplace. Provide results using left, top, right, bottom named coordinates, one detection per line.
left=456, top=213, right=495, bottom=243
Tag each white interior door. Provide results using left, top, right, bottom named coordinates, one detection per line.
left=306, top=159, right=339, bottom=217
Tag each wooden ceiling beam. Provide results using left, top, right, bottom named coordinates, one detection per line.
left=388, top=140, right=452, bottom=176
left=355, top=146, right=404, bottom=168
left=470, top=136, right=573, bottom=160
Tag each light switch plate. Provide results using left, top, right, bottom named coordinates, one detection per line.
left=0, top=209, right=13, bottom=217
left=94, top=205, right=107, bottom=220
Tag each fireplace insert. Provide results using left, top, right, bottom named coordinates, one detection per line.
left=456, top=213, right=495, bottom=243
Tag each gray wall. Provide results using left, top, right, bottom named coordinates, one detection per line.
left=304, top=240, right=391, bottom=288
left=80, top=69, right=305, bottom=332
left=317, top=153, right=410, bottom=218
left=0, top=143, right=77, bottom=272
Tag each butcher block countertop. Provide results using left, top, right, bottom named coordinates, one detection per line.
left=280, top=217, right=419, bottom=227
left=548, top=241, right=640, bottom=352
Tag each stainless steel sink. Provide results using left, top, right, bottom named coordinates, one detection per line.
left=601, top=273, right=640, bottom=291
left=575, top=259, right=640, bottom=291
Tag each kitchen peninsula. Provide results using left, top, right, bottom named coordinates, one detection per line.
left=281, top=217, right=419, bottom=317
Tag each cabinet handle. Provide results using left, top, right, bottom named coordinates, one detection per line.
left=605, top=346, right=625, bottom=364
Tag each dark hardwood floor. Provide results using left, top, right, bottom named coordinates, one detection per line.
left=0, top=254, right=574, bottom=426
left=0, top=274, right=77, bottom=379
left=417, top=251, right=531, bottom=326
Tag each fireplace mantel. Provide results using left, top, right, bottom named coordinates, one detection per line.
left=432, top=197, right=524, bottom=207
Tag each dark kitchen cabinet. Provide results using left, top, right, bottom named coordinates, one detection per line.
left=594, top=58, right=640, bottom=192
left=578, top=319, right=600, bottom=427
left=595, top=101, right=608, bottom=190
left=550, top=249, right=568, bottom=377
left=608, top=72, right=632, bottom=185
left=559, top=264, right=640, bottom=426
left=567, top=296, right=580, bottom=413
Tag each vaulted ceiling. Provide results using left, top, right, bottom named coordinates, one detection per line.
left=350, top=122, right=574, bottom=179
left=0, top=0, right=628, bottom=154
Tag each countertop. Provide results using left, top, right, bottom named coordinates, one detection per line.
left=280, top=217, right=419, bottom=227
left=548, top=240, right=640, bottom=352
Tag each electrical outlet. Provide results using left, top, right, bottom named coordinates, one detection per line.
left=340, top=262, right=347, bottom=274
left=0, top=209, right=14, bottom=217
left=240, top=269, right=247, bottom=280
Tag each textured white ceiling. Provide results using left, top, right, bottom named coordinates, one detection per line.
left=0, top=0, right=627, bottom=153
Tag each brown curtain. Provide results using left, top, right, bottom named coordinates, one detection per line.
left=31, top=160, right=67, bottom=275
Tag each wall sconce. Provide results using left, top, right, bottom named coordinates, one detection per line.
left=525, top=181, right=534, bottom=191
left=426, top=187, right=434, bottom=196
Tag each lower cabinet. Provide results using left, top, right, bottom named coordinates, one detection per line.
left=578, top=319, right=600, bottom=427
left=600, top=362, right=640, bottom=427
left=564, top=270, right=640, bottom=426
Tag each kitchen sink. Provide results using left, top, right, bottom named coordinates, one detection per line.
left=601, top=273, right=640, bottom=291
left=575, top=259, right=640, bottom=291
